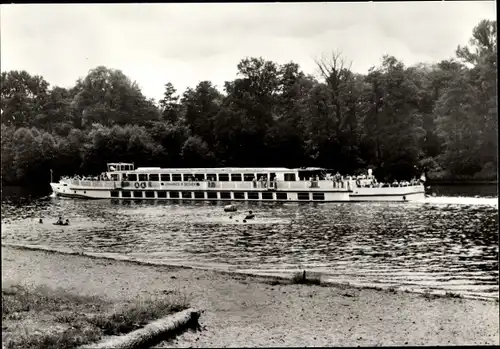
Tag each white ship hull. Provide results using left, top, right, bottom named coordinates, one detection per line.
left=50, top=180, right=425, bottom=202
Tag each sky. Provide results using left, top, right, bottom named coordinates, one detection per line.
left=0, top=2, right=496, bottom=102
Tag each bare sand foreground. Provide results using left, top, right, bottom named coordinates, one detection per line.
left=2, top=245, right=499, bottom=347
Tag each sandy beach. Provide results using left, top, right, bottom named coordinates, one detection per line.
left=2, top=245, right=498, bottom=347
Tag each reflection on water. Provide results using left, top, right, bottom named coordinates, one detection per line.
left=1, top=190, right=498, bottom=300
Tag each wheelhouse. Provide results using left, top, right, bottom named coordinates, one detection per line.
left=107, top=163, right=135, bottom=172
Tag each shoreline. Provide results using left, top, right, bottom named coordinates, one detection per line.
left=2, top=244, right=498, bottom=346
left=3, top=242, right=498, bottom=303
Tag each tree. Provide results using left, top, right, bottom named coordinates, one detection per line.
left=71, top=66, right=160, bottom=127
left=362, top=56, right=426, bottom=180
left=181, top=135, right=215, bottom=167
left=0, top=19, right=496, bottom=185
left=147, top=121, right=190, bottom=167
left=1, top=125, right=16, bottom=184
left=180, top=81, right=222, bottom=146
left=304, top=51, right=363, bottom=171
left=159, top=82, right=180, bottom=124
left=434, top=19, right=497, bottom=179
left=1, top=71, right=50, bottom=127
left=11, top=128, right=43, bottom=183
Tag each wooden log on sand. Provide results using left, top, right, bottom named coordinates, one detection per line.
left=80, top=308, right=201, bottom=349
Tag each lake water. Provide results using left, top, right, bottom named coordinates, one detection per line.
left=1, top=185, right=498, bottom=300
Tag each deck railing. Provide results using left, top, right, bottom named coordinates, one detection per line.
left=62, top=178, right=423, bottom=191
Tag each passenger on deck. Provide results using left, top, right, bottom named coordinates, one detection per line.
left=260, top=176, right=267, bottom=188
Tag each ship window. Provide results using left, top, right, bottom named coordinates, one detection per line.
left=262, top=192, right=273, bottom=200
left=298, top=193, right=310, bottom=200
left=133, top=191, right=143, bottom=198
left=233, top=192, right=245, bottom=199
left=206, top=174, right=217, bottom=181
left=157, top=191, right=167, bottom=198
left=169, top=191, right=180, bottom=198
left=149, top=174, right=159, bottom=181
left=122, top=191, right=131, bottom=198
left=161, top=174, right=170, bottom=181
left=284, top=173, right=296, bottom=181
left=220, top=192, right=231, bottom=199
left=194, top=192, right=205, bottom=199
left=257, top=173, right=268, bottom=181
left=207, top=192, right=217, bottom=199
left=138, top=174, right=147, bottom=181
left=172, top=174, right=182, bottom=182
left=248, top=192, right=259, bottom=200
left=243, top=173, right=255, bottom=181
left=231, top=174, right=242, bottom=182
left=218, top=174, right=229, bottom=182
left=111, top=174, right=119, bottom=181
left=182, top=192, right=192, bottom=199
left=183, top=174, right=194, bottom=181
left=145, top=191, right=155, bottom=198
left=312, top=193, right=325, bottom=200
left=194, top=174, right=205, bottom=181
left=276, top=193, right=288, bottom=200
left=128, top=174, right=137, bottom=181
left=110, top=191, right=119, bottom=198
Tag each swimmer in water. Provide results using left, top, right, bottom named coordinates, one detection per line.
left=39, top=218, right=43, bottom=223
left=245, top=210, right=255, bottom=220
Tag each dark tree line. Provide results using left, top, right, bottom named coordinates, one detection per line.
left=1, top=20, right=497, bottom=186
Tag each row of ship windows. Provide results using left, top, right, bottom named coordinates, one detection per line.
left=109, top=191, right=325, bottom=200
left=116, top=173, right=297, bottom=182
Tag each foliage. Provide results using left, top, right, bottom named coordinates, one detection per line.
left=1, top=20, right=496, bottom=186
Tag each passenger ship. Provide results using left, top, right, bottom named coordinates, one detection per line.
left=50, top=163, right=425, bottom=202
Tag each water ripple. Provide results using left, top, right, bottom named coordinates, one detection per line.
left=1, top=196, right=498, bottom=300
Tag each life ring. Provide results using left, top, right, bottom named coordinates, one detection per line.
left=134, top=182, right=140, bottom=188
left=140, top=182, right=146, bottom=188
left=356, top=179, right=361, bottom=186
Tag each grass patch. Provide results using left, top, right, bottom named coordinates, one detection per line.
left=2, top=284, right=107, bottom=316
left=290, top=270, right=321, bottom=285
left=8, top=327, right=102, bottom=349
left=87, top=294, right=189, bottom=336
left=2, top=284, right=189, bottom=349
